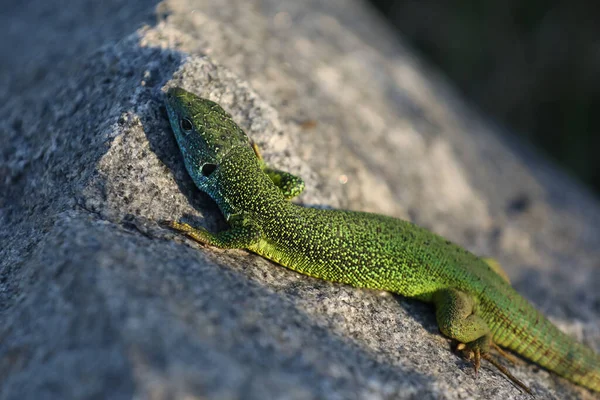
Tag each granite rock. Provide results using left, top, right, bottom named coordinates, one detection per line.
left=1, top=0, right=599, bottom=399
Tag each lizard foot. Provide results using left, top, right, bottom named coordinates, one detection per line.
left=457, top=342, right=479, bottom=373
left=456, top=336, right=488, bottom=374
left=159, top=220, right=211, bottom=245
left=457, top=340, right=532, bottom=395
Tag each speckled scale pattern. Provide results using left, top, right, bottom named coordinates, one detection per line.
left=184, top=95, right=250, bottom=158
left=164, top=87, right=600, bottom=392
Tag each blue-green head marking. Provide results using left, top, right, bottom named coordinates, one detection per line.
left=164, top=87, right=251, bottom=191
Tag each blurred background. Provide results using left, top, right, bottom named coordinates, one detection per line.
left=368, top=0, right=600, bottom=196
left=2, top=0, right=598, bottom=196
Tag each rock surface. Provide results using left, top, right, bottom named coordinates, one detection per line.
left=1, top=0, right=599, bottom=399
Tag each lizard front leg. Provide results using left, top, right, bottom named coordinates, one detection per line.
left=252, top=142, right=305, bottom=200
left=163, top=213, right=262, bottom=249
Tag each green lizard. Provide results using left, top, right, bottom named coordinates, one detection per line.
left=162, top=87, right=600, bottom=394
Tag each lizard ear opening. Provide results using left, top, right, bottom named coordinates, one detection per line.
left=201, top=163, right=217, bottom=177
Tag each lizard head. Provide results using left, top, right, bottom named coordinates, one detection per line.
left=164, top=87, right=251, bottom=190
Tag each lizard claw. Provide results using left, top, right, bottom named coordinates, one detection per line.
left=457, top=342, right=481, bottom=375
left=473, top=348, right=481, bottom=376
left=159, top=219, right=176, bottom=228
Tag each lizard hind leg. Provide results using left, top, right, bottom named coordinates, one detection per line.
left=432, top=289, right=491, bottom=372
left=432, top=289, right=531, bottom=394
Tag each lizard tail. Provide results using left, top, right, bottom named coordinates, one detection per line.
left=493, top=298, right=600, bottom=392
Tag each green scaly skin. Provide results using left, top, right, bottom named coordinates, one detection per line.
left=163, top=87, right=600, bottom=394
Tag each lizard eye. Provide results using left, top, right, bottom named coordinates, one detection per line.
left=180, top=118, right=193, bottom=133
left=201, top=163, right=217, bottom=177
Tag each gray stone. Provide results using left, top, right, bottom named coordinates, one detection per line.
left=1, top=0, right=599, bottom=399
